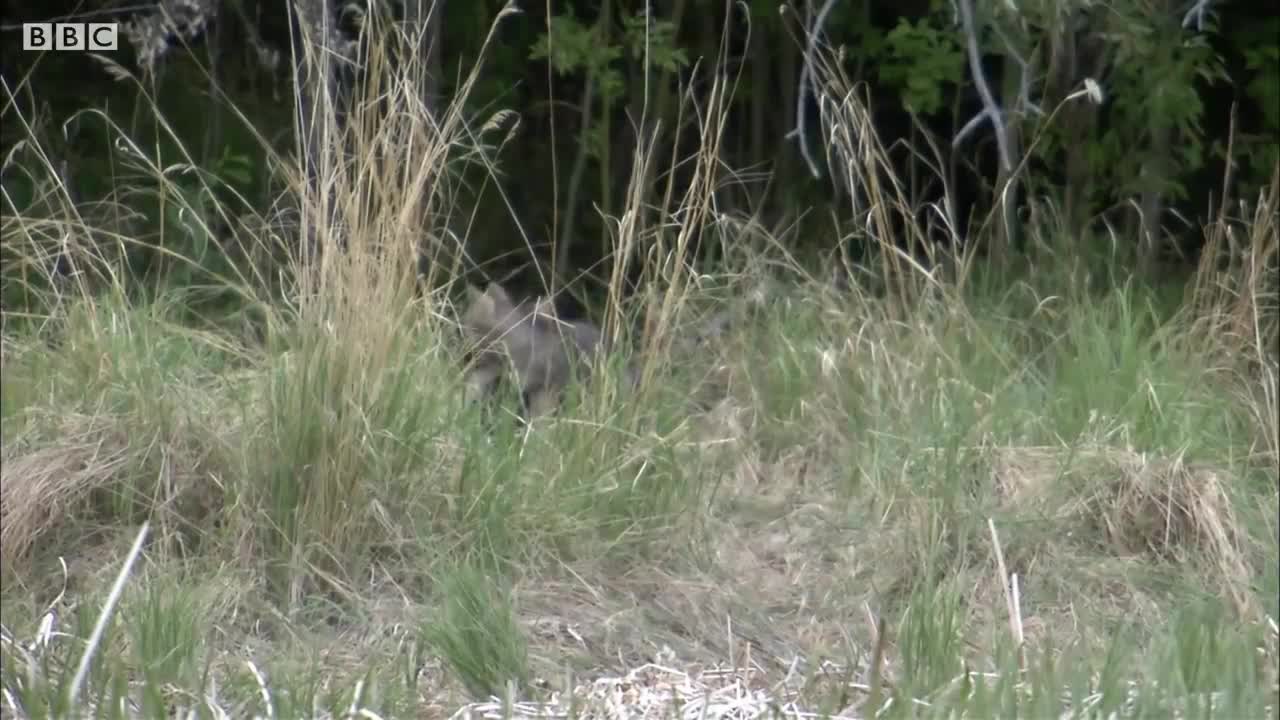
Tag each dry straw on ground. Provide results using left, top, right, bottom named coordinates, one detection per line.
left=992, top=444, right=1258, bottom=620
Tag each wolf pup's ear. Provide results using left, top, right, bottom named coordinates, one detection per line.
left=464, top=283, right=495, bottom=318
left=485, top=283, right=515, bottom=308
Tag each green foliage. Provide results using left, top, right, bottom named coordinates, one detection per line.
left=877, top=17, right=964, bottom=116
left=621, top=12, right=689, bottom=73
left=1086, top=10, right=1226, bottom=205
left=530, top=6, right=690, bottom=163
left=531, top=15, right=625, bottom=101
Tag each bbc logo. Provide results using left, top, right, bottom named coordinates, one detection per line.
left=22, top=23, right=119, bottom=51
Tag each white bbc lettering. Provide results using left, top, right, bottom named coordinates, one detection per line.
left=22, top=23, right=54, bottom=50
left=22, top=23, right=119, bottom=51
left=89, top=23, right=119, bottom=51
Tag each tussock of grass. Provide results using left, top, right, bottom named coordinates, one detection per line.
left=0, top=413, right=134, bottom=569
left=421, top=564, right=529, bottom=701
left=992, top=445, right=1259, bottom=619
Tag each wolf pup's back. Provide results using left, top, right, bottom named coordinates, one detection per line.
left=460, top=283, right=611, bottom=417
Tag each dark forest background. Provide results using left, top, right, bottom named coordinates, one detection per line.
left=2, top=0, right=1277, bottom=308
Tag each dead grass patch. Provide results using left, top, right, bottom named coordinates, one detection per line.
left=1, top=397, right=232, bottom=583
left=992, top=444, right=1259, bottom=620
left=0, top=415, right=134, bottom=570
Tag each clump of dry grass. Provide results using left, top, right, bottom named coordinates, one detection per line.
left=993, top=445, right=1258, bottom=620
left=1190, top=164, right=1279, bottom=362
left=1188, top=167, right=1280, bottom=471
left=0, top=396, right=235, bottom=596
left=0, top=415, right=133, bottom=570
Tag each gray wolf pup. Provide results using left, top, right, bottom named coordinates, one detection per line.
left=460, top=283, right=624, bottom=417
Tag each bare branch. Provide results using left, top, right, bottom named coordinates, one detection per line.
left=991, top=23, right=1041, bottom=118
left=952, top=0, right=1013, bottom=172
left=1181, top=0, right=1215, bottom=31
left=785, top=0, right=840, bottom=180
